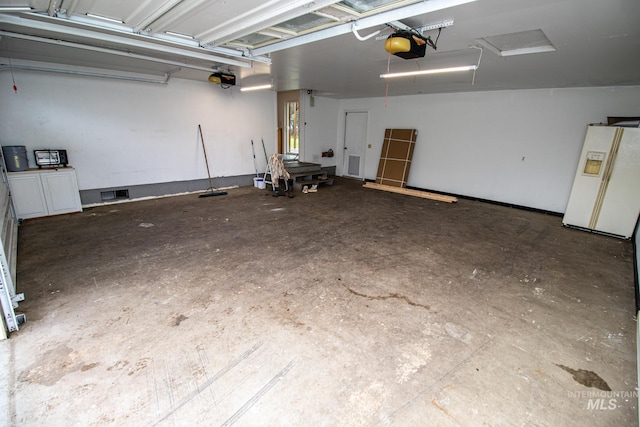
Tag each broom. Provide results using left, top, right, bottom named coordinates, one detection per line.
left=198, top=124, right=227, bottom=198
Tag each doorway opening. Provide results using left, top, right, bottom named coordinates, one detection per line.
left=284, top=100, right=300, bottom=158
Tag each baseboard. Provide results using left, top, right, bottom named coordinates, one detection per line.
left=80, top=167, right=337, bottom=206
left=362, top=179, right=563, bottom=217
left=79, top=174, right=255, bottom=206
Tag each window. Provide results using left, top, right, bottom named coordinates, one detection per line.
left=285, top=100, right=300, bottom=155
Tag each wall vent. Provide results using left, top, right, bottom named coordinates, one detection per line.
left=100, top=189, right=129, bottom=201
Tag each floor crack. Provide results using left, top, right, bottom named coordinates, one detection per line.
left=346, top=287, right=430, bottom=310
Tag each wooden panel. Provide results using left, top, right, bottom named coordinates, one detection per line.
left=375, top=129, right=417, bottom=188
left=363, top=182, right=457, bottom=203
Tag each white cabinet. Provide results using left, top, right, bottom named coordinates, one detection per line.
left=8, top=168, right=82, bottom=219
left=7, top=173, right=47, bottom=219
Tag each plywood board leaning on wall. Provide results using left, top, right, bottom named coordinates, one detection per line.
left=375, top=129, right=417, bottom=188
left=369, top=128, right=456, bottom=203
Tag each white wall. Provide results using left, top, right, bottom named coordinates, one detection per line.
left=325, top=86, right=640, bottom=212
left=301, top=92, right=340, bottom=167
left=0, top=70, right=277, bottom=191
left=2, top=69, right=638, bottom=213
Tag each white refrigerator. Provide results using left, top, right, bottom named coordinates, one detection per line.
left=563, top=125, right=640, bottom=239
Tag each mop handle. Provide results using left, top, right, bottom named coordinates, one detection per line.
left=251, top=139, right=259, bottom=177
left=198, top=125, right=214, bottom=189
left=261, top=137, right=269, bottom=163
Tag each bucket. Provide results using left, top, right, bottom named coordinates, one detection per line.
left=2, top=146, right=29, bottom=172
left=253, top=177, right=266, bottom=189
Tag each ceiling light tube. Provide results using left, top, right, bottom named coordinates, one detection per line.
left=0, top=6, right=32, bottom=11
left=240, top=84, right=273, bottom=92
left=380, top=65, right=477, bottom=79
left=86, top=13, right=124, bottom=24
left=165, top=31, right=194, bottom=39
left=500, top=45, right=556, bottom=57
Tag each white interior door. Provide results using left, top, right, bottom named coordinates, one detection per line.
left=342, top=111, right=367, bottom=178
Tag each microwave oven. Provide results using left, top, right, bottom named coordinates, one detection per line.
left=34, top=150, right=68, bottom=168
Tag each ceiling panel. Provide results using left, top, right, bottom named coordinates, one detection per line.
left=0, top=0, right=638, bottom=98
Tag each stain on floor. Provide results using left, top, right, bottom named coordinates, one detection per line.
left=171, top=314, right=188, bottom=326
left=556, top=364, right=611, bottom=391
left=18, top=343, right=83, bottom=386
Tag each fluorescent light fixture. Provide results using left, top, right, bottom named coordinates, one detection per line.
left=165, top=31, right=194, bottom=39
left=240, top=84, right=273, bottom=92
left=86, top=13, right=124, bottom=24
left=380, top=65, right=477, bottom=79
left=499, top=45, right=556, bottom=57
left=0, top=6, right=32, bottom=11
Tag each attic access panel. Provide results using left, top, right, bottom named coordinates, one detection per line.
left=476, top=29, right=556, bottom=57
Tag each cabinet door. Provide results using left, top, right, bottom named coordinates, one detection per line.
left=41, top=170, right=82, bottom=215
left=7, top=174, right=48, bottom=219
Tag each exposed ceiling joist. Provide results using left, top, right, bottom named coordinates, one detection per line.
left=64, top=0, right=80, bottom=17
left=47, top=0, right=58, bottom=17
left=138, top=0, right=209, bottom=35
left=0, top=12, right=270, bottom=68
left=0, top=30, right=217, bottom=73
left=252, top=0, right=476, bottom=55
left=130, top=0, right=183, bottom=33
left=197, top=0, right=342, bottom=46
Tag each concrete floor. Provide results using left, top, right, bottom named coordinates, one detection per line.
left=1, top=178, right=637, bottom=426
